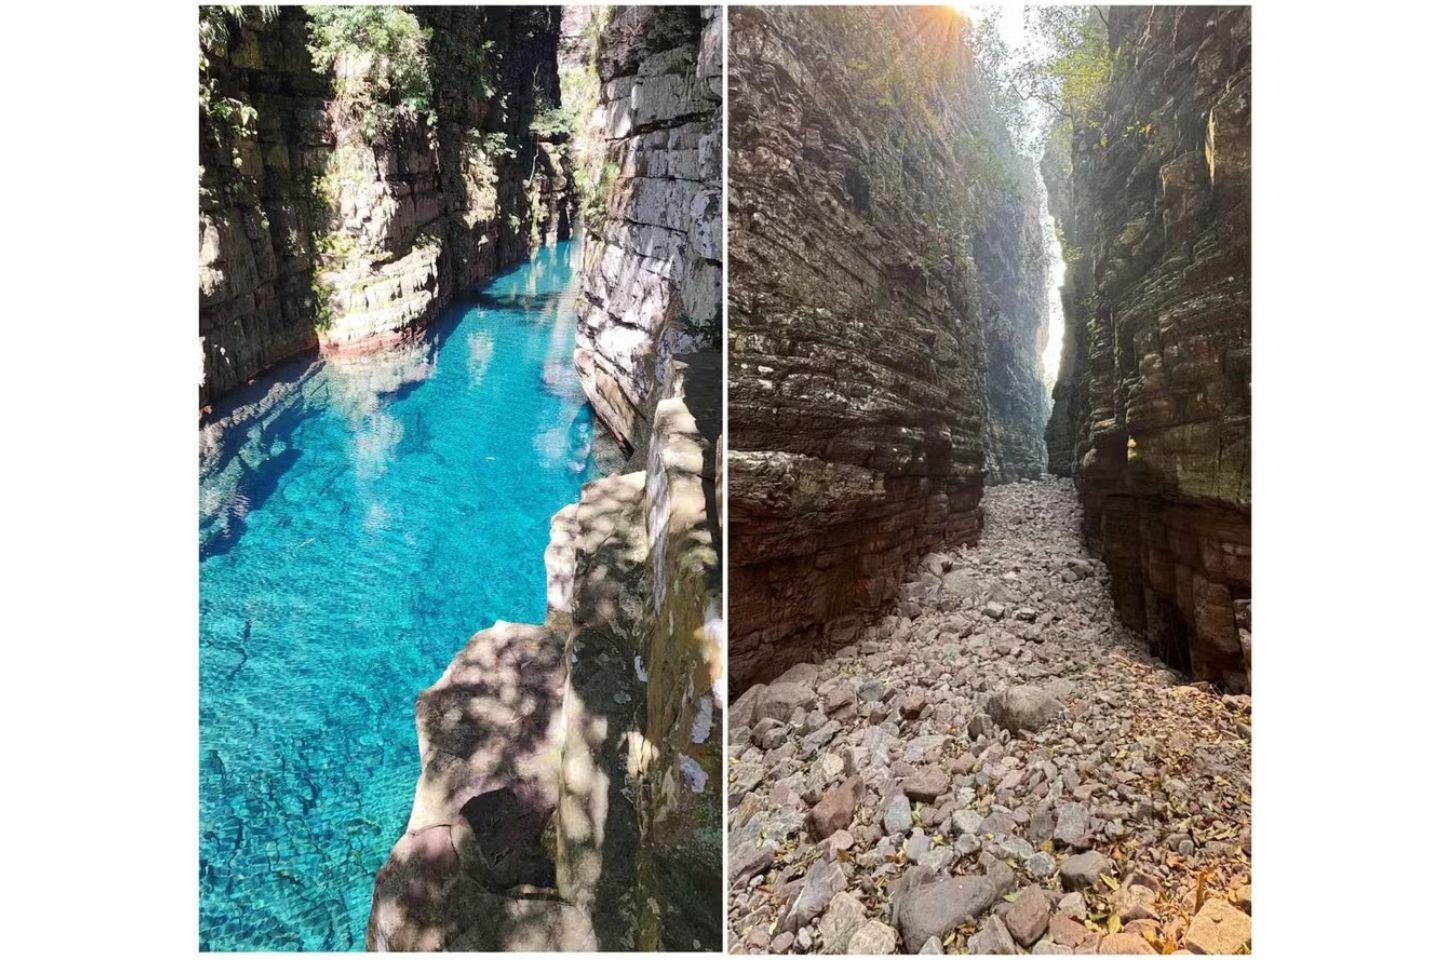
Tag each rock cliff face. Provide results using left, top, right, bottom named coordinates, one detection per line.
left=369, top=8, right=723, bottom=951
left=198, top=7, right=574, bottom=407
left=976, top=162, right=1051, bottom=484
left=727, top=6, right=1047, bottom=693
left=198, top=7, right=327, bottom=406
left=572, top=6, right=723, bottom=451
left=1042, top=6, right=1251, bottom=690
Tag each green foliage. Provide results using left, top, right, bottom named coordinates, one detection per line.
left=304, top=5, right=434, bottom=141
left=1033, top=7, right=1114, bottom=129
left=963, top=5, right=1116, bottom=154
left=529, top=106, right=574, bottom=139
left=429, top=27, right=500, bottom=106
left=574, top=161, right=619, bottom=231
left=198, top=7, right=279, bottom=200
left=557, top=18, right=611, bottom=233
left=199, top=7, right=274, bottom=130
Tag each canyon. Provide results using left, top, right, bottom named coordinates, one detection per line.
left=368, top=8, right=724, bottom=951
left=199, top=5, right=721, bottom=952
left=726, top=5, right=1251, bottom=954
left=198, top=6, right=572, bottom=407
left=727, top=4, right=1251, bottom=698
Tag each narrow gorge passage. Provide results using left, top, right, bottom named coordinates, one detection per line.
left=728, top=479, right=1251, bottom=954
left=199, top=5, right=723, bottom=951
left=725, top=5, right=1251, bottom=953
left=198, top=244, right=595, bottom=951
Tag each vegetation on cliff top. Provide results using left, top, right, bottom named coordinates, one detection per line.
left=965, top=5, right=1115, bottom=155
left=304, top=5, right=434, bottom=141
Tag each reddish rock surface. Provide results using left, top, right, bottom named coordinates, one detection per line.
left=1043, top=6, right=1252, bottom=691
left=726, top=7, right=1051, bottom=694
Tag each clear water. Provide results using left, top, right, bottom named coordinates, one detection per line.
left=198, top=241, right=595, bottom=951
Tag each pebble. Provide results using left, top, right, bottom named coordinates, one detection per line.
left=1003, top=885, right=1051, bottom=946
left=966, top=915, right=1017, bottom=955
left=1059, top=850, right=1113, bottom=890
left=883, top=793, right=914, bottom=835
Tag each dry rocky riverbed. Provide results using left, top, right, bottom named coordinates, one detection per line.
left=727, top=478, right=1251, bottom=954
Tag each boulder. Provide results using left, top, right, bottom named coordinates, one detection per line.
left=986, top=685, right=1063, bottom=734
left=902, top=767, right=951, bottom=802
left=1184, top=898, right=1251, bottom=954
left=1003, top=885, right=1051, bottom=946
left=1059, top=850, right=1113, bottom=890
left=810, top=776, right=863, bottom=839
left=847, top=920, right=899, bottom=954
left=894, top=875, right=996, bottom=953
left=966, top=915, right=1018, bottom=955
left=758, top=681, right=816, bottom=722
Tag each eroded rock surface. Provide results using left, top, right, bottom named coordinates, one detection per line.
left=371, top=363, right=724, bottom=951
left=573, top=5, right=723, bottom=450
left=367, top=9, right=723, bottom=951
left=727, top=479, right=1251, bottom=954
left=726, top=6, right=1049, bottom=694
left=1042, top=6, right=1252, bottom=690
left=367, top=622, right=591, bottom=952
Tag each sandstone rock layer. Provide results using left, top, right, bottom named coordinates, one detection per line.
left=727, top=6, right=1048, bottom=693
left=198, top=7, right=575, bottom=407
left=573, top=6, right=723, bottom=450
left=1043, top=6, right=1251, bottom=690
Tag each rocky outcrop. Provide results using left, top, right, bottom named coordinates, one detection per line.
left=366, top=622, right=598, bottom=952
left=727, top=6, right=1047, bottom=693
left=549, top=357, right=723, bottom=950
left=572, top=6, right=723, bottom=451
left=197, top=7, right=328, bottom=406
left=369, top=363, right=722, bottom=951
left=198, top=7, right=575, bottom=407
left=1042, top=6, right=1251, bottom=690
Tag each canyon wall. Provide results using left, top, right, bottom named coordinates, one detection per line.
left=572, top=6, right=724, bottom=451
left=976, top=151, right=1051, bottom=484
left=1043, top=6, right=1251, bottom=690
left=198, top=7, right=574, bottom=407
left=727, top=6, right=1046, bottom=693
left=198, top=7, right=327, bottom=406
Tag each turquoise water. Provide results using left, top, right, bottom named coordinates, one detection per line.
left=199, top=241, right=596, bottom=951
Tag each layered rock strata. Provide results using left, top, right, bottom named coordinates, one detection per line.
left=975, top=157, right=1051, bottom=484
left=573, top=5, right=723, bottom=451
left=727, top=6, right=1047, bottom=693
left=1042, top=6, right=1251, bottom=690
left=197, top=7, right=328, bottom=405
left=198, top=7, right=575, bottom=407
